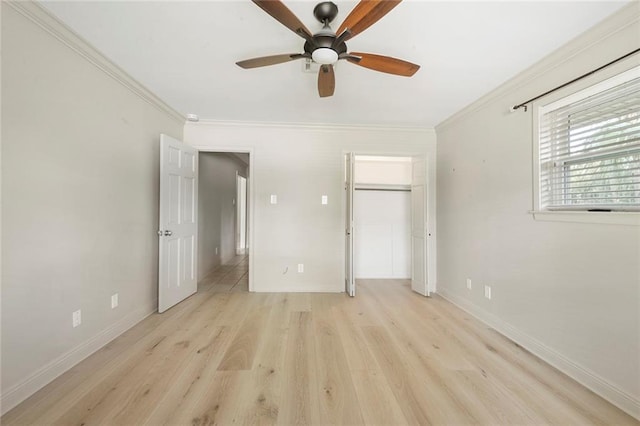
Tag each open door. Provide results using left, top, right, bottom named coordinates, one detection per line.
left=411, top=156, right=430, bottom=296
left=158, top=134, right=198, bottom=313
left=345, top=152, right=355, bottom=297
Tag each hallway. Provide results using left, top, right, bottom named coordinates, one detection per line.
left=199, top=255, right=249, bottom=293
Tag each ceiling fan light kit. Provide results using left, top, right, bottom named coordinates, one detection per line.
left=312, top=47, right=338, bottom=65
left=236, top=0, right=420, bottom=98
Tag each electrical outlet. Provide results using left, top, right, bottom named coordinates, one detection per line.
left=270, top=194, right=277, bottom=204
left=321, top=195, right=328, bottom=205
left=466, top=278, right=472, bottom=289
left=72, top=310, right=82, bottom=328
left=111, top=293, right=119, bottom=309
left=484, top=285, right=492, bottom=300
left=297, top=263, right=304, bottom=273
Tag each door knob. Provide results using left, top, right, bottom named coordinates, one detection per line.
left=164, top=230, right=173, bottom=236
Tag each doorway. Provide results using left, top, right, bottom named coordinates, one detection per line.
left=158, top=135, right=255, bottom=312
left=197, top=151, right=250, bottom=293
left=345, top=154, right=430, bottom=297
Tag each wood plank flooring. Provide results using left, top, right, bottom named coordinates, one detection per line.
left=3, top=257, right=637, bottom=425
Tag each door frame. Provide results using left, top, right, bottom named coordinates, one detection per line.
left=236, top=172, right=248, bottom=255
left=342, top=150, right=436, bottom=295
left=193, top=146, right=255, bottom=292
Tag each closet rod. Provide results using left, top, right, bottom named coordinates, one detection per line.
left=355, top=188, right=411, bottom=192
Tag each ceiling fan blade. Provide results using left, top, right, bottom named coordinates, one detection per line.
left=337, top=0, right=402, bottom=41
left=318, top=65, right=335, bottom=98
left=236, top=53, right=306, bottom=69
left=347, top=52, right=420, bottom=77
left=252, top=0, right=313, bottom=41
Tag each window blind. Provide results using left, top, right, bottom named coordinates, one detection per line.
left=539, top=72, right=640, bottom=210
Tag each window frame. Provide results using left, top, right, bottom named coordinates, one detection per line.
left=532, top=62, right=640, bottom=226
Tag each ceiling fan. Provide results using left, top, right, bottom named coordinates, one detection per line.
left=236, top=0, right=420, bottom=98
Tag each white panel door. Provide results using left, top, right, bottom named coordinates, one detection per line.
left=158, top=134, right=198, bottom=313
left=411, top=156, right=430, bottom=296
left=345, top=152, right=355, bottom=297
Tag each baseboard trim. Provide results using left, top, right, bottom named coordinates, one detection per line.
left=0, top=302, right=157, bottom=415
left=437, top=288, right=640, bottom=420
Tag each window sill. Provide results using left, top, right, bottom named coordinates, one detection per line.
left=530, top=210, right=640, bottom=226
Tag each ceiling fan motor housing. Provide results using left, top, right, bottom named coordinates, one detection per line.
left=305, top=2, right=346, bottom=64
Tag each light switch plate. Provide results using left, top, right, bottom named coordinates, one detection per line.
left=270, top=194, right=277, bottom=204
left=484, top=285, right=492, bottom=299
left=72, top=310, right=82, bottom=328
left=321, top=195, right=328, bottom=205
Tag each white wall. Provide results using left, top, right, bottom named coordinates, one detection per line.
left=354, top=190, right=411, bottom=279
left=184, top=122, right=437, bottom=292
left=198, top=153, right=248, bottom=280
left=436, top=3, right=640, bottom=418
left=1, top=3, right=184, bottom=413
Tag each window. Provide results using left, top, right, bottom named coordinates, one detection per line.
left=537, top=66, right=640, bottom=212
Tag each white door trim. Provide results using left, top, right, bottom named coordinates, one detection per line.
left=344, top=151, right=436, bottom=295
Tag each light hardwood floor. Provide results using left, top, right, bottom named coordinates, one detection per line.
left=3, top=257, right=637, bottom=425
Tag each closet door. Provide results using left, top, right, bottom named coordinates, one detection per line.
left=345, top=152, right=355, bottom=297
left=411, top=156, right=429, bottom=296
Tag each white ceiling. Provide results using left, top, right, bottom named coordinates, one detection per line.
left=40, top=1, right=629, bottom=128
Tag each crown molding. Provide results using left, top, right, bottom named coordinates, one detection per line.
left=189, top=119, right=435, bottom=134
left=436, top=2, right=640, bottom=132
left=6, top=1, right=186, bottom=124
